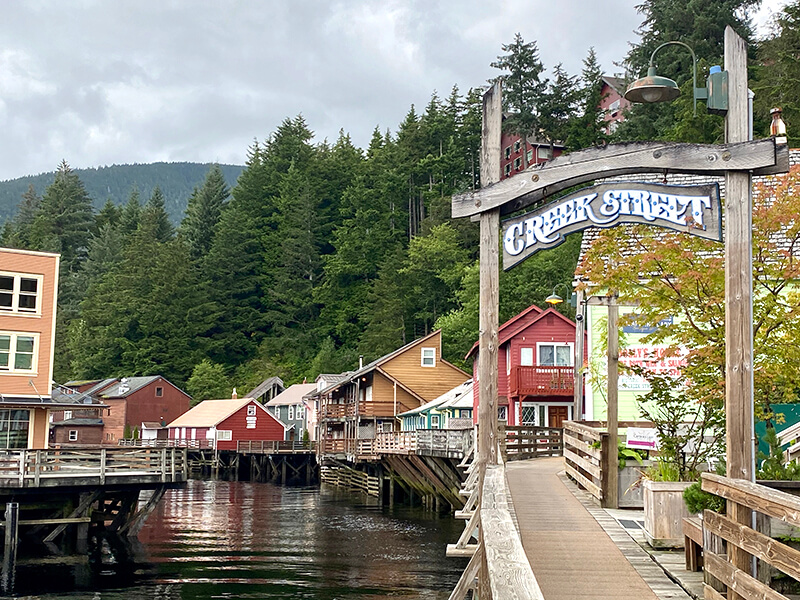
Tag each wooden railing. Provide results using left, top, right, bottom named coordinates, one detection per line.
left=0, top=448, right=187, bottom=487
left=563, top=420, right=611, bottom=505
left=370, top=429, right=474, bottom=458
left=502, top=425, right=563, bottom=461
left=236, top=440, right=316, bottom=454
left=321, top=404, right=347, bottom=419
left=701, top=472, right=800, bottom=600
left=374, top=431, right=417, bottom=454
left=118, top=438, right=213, bottom=449
left=450, top=452, right=543, bottom=599
left=510, top=365, right=574, bottom=397
left=319, top=439, right=351, bottom=454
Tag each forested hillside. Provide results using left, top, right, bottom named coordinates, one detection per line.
left=0, top=163, right=244, bottom=224
left=0, top=0, right=779, bottom=402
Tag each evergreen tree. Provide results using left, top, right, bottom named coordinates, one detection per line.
left=28, top=160, right=94, bottom=272
left=2, top=184, right=41, bottom=248
left=141, top=186, right=174, bottom=242
left=491, top=33, right=548, bottom=167
left=566, top=48, right=608, bottom=150
left=180, top=164, right=230, bottom=260
left=119, top=188, right=142, bottom=236
left=539, top=63, right=580, bottom=149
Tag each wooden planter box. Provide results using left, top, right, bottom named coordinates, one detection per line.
left=618, top=460, right=650, bottom=508
left=642, top=479, right=694, bottom=548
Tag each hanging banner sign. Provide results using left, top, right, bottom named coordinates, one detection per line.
left=501, top=182, right=722, bottom=270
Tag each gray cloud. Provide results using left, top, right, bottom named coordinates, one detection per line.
left=0, top=0, right=779, bottom=181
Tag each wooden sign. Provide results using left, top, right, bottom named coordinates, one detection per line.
left=502, top=182, right=721, bottom=270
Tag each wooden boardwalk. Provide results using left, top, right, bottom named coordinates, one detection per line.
left=506, top=457, right=662, bottom=600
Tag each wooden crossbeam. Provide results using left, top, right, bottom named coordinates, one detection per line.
left=452, top=139, right=787, bottom=219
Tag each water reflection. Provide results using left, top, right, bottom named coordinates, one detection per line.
left=7, top=479, right=466, bottom=599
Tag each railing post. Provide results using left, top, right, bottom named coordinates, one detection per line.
left=17, top=451, right=24, bottom=487
left=600, top=431, right=613, bottom=508
left=99, top=449, right=107, bottom=485
left=33, top=450, right=41, bottom=487
left=160, top=448, right=167, bottom=482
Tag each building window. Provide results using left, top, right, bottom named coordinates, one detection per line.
left=498, top=406, right=508, bottom=422
left=538, top=343, right=572, bottom=366
left=0, top=410, right=29, bottom=449
left=431, top=415, right=440, bottom=429
left=514, top=140, right=521, bottom=153
left=155, top=386, right=163, bottom=397
left=514, top=157, right=522, bottom=171
left=69, top=430, right=78, bottom=441
left=0, top=333, right=37, bottom=373
left=288, top=405, right=294, bottom=420
left=217, top=430, right=232, bottom=441
left=504, top=163, right=511, bottom=177
left=526, top=149, right=533, bottom=163
left=421, top=347, right=436, bottom=367
left=107, top=409, right=111, bottom=416
left=520, top=347, right=534, bottom=367
left=537, top=147, right=552, bottom=161
left=418, top=416, right=426, bottom=429
left=504, top=146, right=511, bottom=159
left=0, top=273, right=41, bottom=315
left=247, top=405, right=257, bottom=416
left=64, top=410, right=72, bottom=420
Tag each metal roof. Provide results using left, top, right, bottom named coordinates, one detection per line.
left=397, top=380, right=473, bottom=418
left=266, top=383, right=317, bottom=406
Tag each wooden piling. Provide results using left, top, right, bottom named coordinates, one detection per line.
left=2, top=502, right=19, bottom=594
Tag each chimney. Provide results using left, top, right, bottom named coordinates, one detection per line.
left=232, top=387, right=237, bottom=399
left=359, top=355, right=364, bottom=369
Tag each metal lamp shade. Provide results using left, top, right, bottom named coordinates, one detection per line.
left=545, top=293, right=563, bottom=305
left=624, top=67, right=681, bottom=104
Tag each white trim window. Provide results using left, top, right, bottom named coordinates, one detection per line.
left=520, top=347, right=534, bottom=367
left=68, top=430, right=78, bottom=441
left=247, top=405, right=257, bottom=416
left=64, top=410, right=72, bottom=420
left=431, top=414, right=440, bottom=429
left=288, top=405, right=294, bottom=420
left=0, top=332, right=38, bottom=373
left=217, top=430, right=232, bottom=441
left=537, top=343, right=573, bottom=367
left=421, top=347, right=436, bottom=367
left=0, top=273, right=42, bottom=315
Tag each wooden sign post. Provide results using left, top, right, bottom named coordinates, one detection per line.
left=477, top=82, right=501, bottom=600
left=723, top=26, right=754, bottom=599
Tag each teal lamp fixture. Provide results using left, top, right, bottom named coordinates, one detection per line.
left=624, top=41, right=728, bottom=116
left=545, top=283, right=572, bottom=306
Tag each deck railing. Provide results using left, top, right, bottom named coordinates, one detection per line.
left=118, top=438, right=213, bottom=449
left=701, top=472, right=800, bottom=600
left=0, top=448, right=187, bottom=487
left=509, top=365, right=574, bottom=397
left=370, top=429, right=473, bottom=458
left=502, top=425, right=563, bottom=461
left=236, top=440, right=316, bottom=454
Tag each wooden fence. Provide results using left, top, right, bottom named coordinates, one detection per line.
left=449, top=451, right=544, bottom=599
left=0, top=448, right=187, bottom=487
left=236, top=440, right=316, bottom=454
left=502, top=425, right=563, bottom=461
left=372, top=429, right=473, bottom=459
left=701, top=472, right=800, bottom=600
left=118, top=438, right=213, bottom=449
left=563, top=420, right=609, bottom=504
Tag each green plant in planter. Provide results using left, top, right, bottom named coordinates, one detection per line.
left=618, top=442, right=646, bottom=469
left=683, top=481, right=725, bottom=514
left=631, top=365, right=724, bottom=482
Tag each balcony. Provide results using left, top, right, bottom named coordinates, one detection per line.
left=510, top=365, right=574, bottom=397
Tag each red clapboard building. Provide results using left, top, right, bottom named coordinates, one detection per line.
left=166, top=396, right=287, bottom=450
left=467, top=305, right=584, bottom=428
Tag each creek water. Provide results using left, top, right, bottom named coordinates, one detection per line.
left=7, top=478, right=467, bottom=599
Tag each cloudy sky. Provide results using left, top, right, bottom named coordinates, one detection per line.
left=0, top=0, right=786, bottom=182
